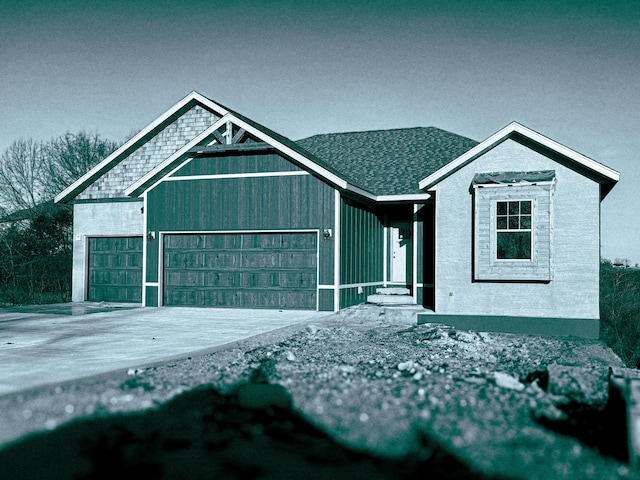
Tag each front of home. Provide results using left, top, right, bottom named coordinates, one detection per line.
left=55, top=91, right=619, bottom=338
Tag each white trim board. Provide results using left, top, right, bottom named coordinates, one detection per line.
left=419, top=122, right=619, bottom=191
left=339, top=282, right=384, bottom=290
left=163, top=171, right=310, bottom=182
left=55, top=91, right=229, bottom=203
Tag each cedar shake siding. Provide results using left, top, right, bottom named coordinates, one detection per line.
left=77, top=105, right=219, bottom=200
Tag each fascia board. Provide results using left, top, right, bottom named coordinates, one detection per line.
left=228, top=116, right=349, bottom=190
left=55, top=91, right=228, bottom=203
left=343, top=183, right=377, bottom=201
left=510, top=123, right=620, bottom=182
left=418, top=123, right=515, bottom=191
left=125, top=116, right=230, bottom=196
left=375, top=193, right=431, bottom=202
left=418, top=122, right=620, bottom=191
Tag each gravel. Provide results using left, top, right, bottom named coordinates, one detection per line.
left=0, top=304, right=637, bottom=479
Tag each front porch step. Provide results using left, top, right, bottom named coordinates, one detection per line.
left=375, top=287, right=410, bottom=296
left=367, top=294, right=415, bottom=306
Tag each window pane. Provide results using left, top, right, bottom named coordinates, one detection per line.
left=509, top=202, right=520, bottom=215
left=497, top=232, right=531, bottom=259
left=509, top=216, right=519, bottom=229
left=497, top=202, right=507, bottom=215
left=497, top=216, right=508, bottom=229
left=521, top=215, right=531, bottom=229
left=521, top=201, right=531, bottom=214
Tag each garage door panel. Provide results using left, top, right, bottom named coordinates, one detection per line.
left=282, top=234, right=317, bottom=249
left=203, top=252, right=240, bottom=268
left=239, top=272, right=281, bottom=288
left=88, top=237, right=143, bottom=303
left=279, top=272, right=316, bottom=288
left=204, top=234, right=242, bottom=249
left=241, top=252, right=279, bottom=268
left=280, top=291, right=317, bottom=308
left=164, top=288, right=198, bottom=306
left=163, top=233, right=317, bottom=309
left=205, top=271, right=239, bottom=287
left=281, top=252, right=317, bottom=268
left=165, top=270, right=205, bottom=287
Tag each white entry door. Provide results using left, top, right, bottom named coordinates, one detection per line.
left=390, top=224, right=412, bottom=284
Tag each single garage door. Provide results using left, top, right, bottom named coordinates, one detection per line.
left=163, top=232, right=317, bottom=309
left=88, top=237, right=143, bottom=302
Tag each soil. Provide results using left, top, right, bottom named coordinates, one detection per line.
left=0, top=305, right=638, bottom=479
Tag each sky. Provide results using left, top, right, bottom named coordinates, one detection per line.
left=1, top=0, right=638, bottom=263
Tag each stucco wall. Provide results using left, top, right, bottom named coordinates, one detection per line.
left=434, top=139, right=600, bottom=319
left=71, top=201, right=144, bottom=302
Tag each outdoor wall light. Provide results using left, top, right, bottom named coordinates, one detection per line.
left=147, top=231, right=156, bottom=241
left=323, top=228, right=332, bottom=240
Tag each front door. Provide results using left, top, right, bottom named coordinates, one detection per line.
left=390, top=223, right=412, bottom=284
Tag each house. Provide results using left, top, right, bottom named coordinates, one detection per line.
left=55, top=91, right=619, bottom=338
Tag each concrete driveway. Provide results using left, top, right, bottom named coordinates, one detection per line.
left=0, top=304, right=330, bottom=396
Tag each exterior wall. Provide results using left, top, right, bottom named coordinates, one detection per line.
left=339, top=198, right=384, bottom=308
left=416, top=203, right=435, bottom=308
left=145, top=152, right=336, bottom=309
left=71, top=201, right=144, bottom=302
left=434, top=139, right=600, bottom=319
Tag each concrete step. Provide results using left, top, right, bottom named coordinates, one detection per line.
left=367, top=294, right=415, bottom=306
left=375, top=287, right=410, bottom=296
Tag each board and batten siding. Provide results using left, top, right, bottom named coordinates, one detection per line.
left=170, top=153, right=300, bottom=176
left=434, top=139, right=600, bottom=319
left=415, top=203, right=435, bottom=308
left=339, top=198, right=384, bottom=308
left=145, top=151, right=336, bottom=310
left=71, top=201, right=144, bottom=302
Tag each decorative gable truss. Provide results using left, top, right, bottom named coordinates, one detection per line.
left=124, top=111, right=351, bottom=199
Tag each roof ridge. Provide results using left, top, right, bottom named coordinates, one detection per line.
left=297, top=126, right=450, bottom=141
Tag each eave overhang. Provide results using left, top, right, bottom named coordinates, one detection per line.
left=418, top=122, right=620, bottom=200
left=54, top=91, right=230, bottom=204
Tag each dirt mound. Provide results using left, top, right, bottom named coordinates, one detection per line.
left=0, top=305, right=636, bottom=479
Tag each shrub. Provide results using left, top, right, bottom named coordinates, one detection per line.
left=600, top=260, right=640, bottom=368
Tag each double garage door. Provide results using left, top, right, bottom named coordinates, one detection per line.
left=163, top=232, right=318, bottom=309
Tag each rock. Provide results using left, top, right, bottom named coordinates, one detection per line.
left=285, top=351, right=296, bottom=362
left=492, top=372, right=525, bottom=391
left=547, top=364, right=608, bottom=405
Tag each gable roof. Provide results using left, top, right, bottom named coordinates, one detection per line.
left=55, top=94, right=619, bottom=205
left=55, top=91, right=230, bottom=203
left=124, top=105, right=355, bottom=198
left=297, top=127, right=479, bottom=197
left=56, top=91, right=481, bottom=204
left=418, top=122, right=620, bottom=199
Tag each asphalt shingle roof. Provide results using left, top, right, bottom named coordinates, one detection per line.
left=296, top=127, right=479, bottom=196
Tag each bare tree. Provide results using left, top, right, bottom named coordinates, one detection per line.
left=0, top=131, right=119, bottom=305
left=0, top=139, right=48, bottom=211
left=45, top=132, right=119, bottom=199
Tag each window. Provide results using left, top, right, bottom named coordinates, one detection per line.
left=496, top=200, right=532, bottom=260
left=472, top=171, right=554, bottom=282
